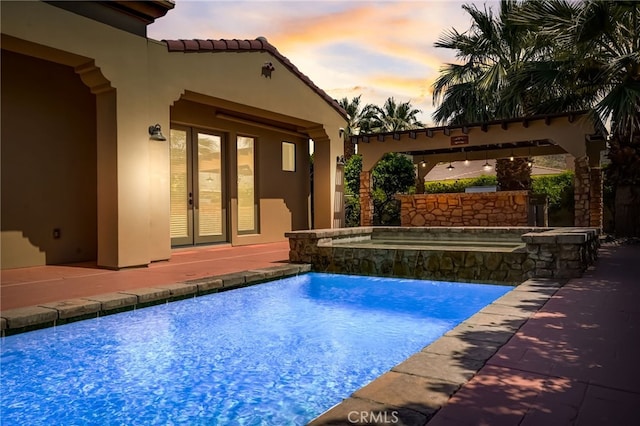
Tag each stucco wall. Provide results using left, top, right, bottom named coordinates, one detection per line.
left=1, top=50, right=97, bottom=268
left=1, top=0, right=345, bottom=269
left=396, top=191, right=530, bottom=227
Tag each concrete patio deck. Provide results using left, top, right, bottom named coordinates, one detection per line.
left=1, top=240, right=639, bottom=425
left=427, top=241, right=640, bottom=426
left=0, top=241, right=291, bottom=311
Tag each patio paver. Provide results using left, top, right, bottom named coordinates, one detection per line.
left=427, top=242, right=640, bottom=426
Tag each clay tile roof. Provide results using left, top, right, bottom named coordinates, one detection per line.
left=211, top=40, right=227, bottom=50
left=161, top=38, right=347, bottom=120
left=196, top=39, right=214, bottom=51
left=225, top=39, right=239, bottom=49
left=182, top=39, right=199, bottom=51
left=236, top=39, right=252, bottom=50
left=248, top=39, right=263, bottom=50
left=165, top=39, right=185, bottom=51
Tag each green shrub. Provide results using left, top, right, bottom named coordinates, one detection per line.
left=531, top=171, right=574, bottom=210
left=345, top=195, right=361, bottom=227
left=423, top=175, right=498, bottom=193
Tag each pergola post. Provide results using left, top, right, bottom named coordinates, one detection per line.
left=589, top=167, right=603, bottom=230
left=359, top=170, right=373, bottom=226
left=574, top=156, right=604, bottom=230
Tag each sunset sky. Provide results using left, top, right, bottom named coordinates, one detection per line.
left=148, top=0, right=491, bottom=125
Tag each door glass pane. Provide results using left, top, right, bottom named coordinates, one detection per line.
left=237, top=136, right=255, bottom=233
left=170, top=129, right=189, bottom=238
left=198, top=133, right=223, bottom=237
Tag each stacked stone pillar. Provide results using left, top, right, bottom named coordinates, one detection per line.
left=574, top=157, right=591, bottom=227
left=573, top=156, right=603, bottom=230
left=589, top=167, right=603, bottom=230
left=359, top=171, right=373, bottom=226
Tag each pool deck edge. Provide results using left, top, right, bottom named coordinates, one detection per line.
left=308, top=277, right=565, bottom=426
left=0, top=264, right=311, bottom=336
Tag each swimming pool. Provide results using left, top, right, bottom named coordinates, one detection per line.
left=1, top=273, right=511, bottom=425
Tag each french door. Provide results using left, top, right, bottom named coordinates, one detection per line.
left=170, top=127, right=227, bottom=246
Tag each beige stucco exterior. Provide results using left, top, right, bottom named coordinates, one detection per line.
left=1, top=1, right=346, bottom=269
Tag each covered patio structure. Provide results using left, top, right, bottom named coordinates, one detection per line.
left=351, top=111, right=607, bottom=229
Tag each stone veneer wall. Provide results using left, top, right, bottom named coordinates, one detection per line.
left=574, top=156, right=604, bottom=230
left=574, top=156, right=591, bottom=227
left=396, top=191, right=529, bottom=227
left=286, top=226, right=599, bottom=285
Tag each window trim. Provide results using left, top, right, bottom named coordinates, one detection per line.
left=282, top=141, right=296, bottom=172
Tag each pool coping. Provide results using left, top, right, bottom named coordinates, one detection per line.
left=308, top=277, right=565, bottom=425
left=0, top=263, right=310, bottom=336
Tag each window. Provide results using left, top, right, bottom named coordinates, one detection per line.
left=237, top=136, right=257, bottom=234
left=282, top=141, right=296, bottom=172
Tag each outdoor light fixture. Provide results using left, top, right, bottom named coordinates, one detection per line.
left=463, top=149, right=470, bottom=166
left=148, top=124, right=166, bottom=141
left=336, top=155, right=346, bottom=166
left=482, top=150, right=492, bottom=171
left=420, top=156, right=426, bottom=167
left=527, top=147, right=534, bottom=167
left=261, top=61, right=275, bottom=78
left=509, top=149, right=514, bottom=161
left=447, top=162, right=455, bottom=171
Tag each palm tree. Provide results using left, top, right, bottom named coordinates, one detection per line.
left=508, top=0, right=640, bottom=235
left=432, top=0, right=539, bottom=190
left=432, top=0, right=543, bottom=125
left=369, top=97, right=424, bottom=132
left=337, top=95, right=376, bottom=160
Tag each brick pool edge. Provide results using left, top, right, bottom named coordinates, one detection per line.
left=0, top=264, right=310, bottom=336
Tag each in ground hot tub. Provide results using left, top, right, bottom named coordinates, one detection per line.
left=286, top=226, right=599, bottom=285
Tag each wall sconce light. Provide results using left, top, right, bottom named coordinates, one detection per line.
left=482, top=150, right=492, bottom=171
left=339, top=128, right=345, bottom=138
left=148, top=124, right=166, bottom=141
left=463, top=148, right=470, bottom=166
left=336, top=155, right=346, bottom=166
left=509, top=148, right=514, bottom=161
left=261, top=61, right=275, bottom=78
left=420, top=157, right=426, bottom=168
left=447, top=162, right=455, bottom=171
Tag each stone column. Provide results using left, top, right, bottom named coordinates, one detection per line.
left=589, top=167, right=603, bottom=230
left=574, top=156, right=591, bottom=227
left=359, top=171, right=373, bottom=226
left=415, top=164, right=427, bottom=194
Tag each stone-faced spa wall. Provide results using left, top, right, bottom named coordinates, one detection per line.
left=396, top=191, right=529, bottom=227
left=286, top=226, right=600, bottom=285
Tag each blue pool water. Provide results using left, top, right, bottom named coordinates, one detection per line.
left=1, top=273, right=511, bottom=425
